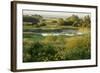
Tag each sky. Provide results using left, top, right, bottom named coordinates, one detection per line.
left=23, top=10, right=91, bottom=19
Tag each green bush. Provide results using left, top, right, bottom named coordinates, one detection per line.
left=38, top=22, right=46, bottom=26
left=23, top=42, right=58, bottom=62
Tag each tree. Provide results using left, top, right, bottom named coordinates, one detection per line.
left=65, top=15, right=80, bottom=26
left=82, top=15, right=91, bottom=27
left=57, top=18, right=65, bottom=26
left=23, top=14, right=43, bottom=25
left=32, top=14, right=43, bottom=20
left=78, top=15, right=91, bottom=28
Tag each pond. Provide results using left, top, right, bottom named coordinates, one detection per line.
left=24, top=29, right=84, bottom=36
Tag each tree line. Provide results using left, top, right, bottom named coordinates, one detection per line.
left=23, top=14, right=91, bottom=28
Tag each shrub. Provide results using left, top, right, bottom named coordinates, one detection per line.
left=23, top=41, right=58, bottom=62
left=38, top=22, right=46, bottom=26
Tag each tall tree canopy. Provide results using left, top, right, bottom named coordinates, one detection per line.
left=23, top=15, right=43, bottom=25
